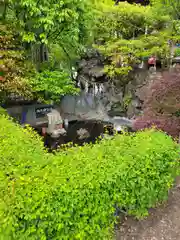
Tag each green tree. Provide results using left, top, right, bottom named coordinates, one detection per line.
left=0, top=0, right=96, bottom=102
left=151, top=0, right=180, bottom=38
left=30, top=70, right=79, bottom=102
left=0, top=24, right=78, bottom=103
left=0, top=24, right=35, bottom=101
left=2, top=0, right=95, bottom=61
left=151, top=0, right=180, bottom=20
left=94, top=1, right=172, bottom=79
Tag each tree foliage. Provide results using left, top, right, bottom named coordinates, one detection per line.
left=2, top=0, right=95, bottom=58
left=0, top=24, right=35, bottom=100
left=133, top=69, right=180, bottom=137
left=150, top=1, right=180, bottom=39
left=1, top=0, right=180, bottom=100
left=151, top=0, right=180, bottom=20
left=0, top=24, right=78, bottom=103
left=0, top=0, right=96, bottom=101
left=30, top=70, right=79, bottom=102
left=94, top=1, right=172, bottom=79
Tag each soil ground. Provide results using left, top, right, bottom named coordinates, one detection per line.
left=116, top=177, right=180, bottom=240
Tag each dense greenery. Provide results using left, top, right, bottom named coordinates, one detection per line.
left=0, top=25, right=78, bottom=101
left=0, top=24, right=35, bottom=99
left=94, top=1, right=174, bottom=78
left=1, top=0, right=94, bottom=48
left=1, top=1, right=180, bottom=239
left=0, top=0, right=95, bottom=101
left=0, top=113, right=179, bottom=239
left=29, top=70, right=79, bottom=102
left=174, top=47, right=180, bottom=56
left=151, top=0, right=180, bottom=20
left=1, top=0, right=180, bottom=98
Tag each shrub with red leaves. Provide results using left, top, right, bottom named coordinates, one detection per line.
left=133, top=69, right=180, bottom=138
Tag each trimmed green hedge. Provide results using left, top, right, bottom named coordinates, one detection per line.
left=0, top=107, right=8, bottom=116
left=0, top=114, right=179, bottom=239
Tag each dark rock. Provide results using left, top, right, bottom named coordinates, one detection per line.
left=108, top=102, right=126, bottom=117
left=74, top=53, right=158, bottom=119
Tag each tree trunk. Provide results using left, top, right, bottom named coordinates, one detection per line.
left=40, top=44, right=48, bottom=62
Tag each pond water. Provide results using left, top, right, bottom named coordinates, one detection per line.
left=44, top=119, right=114, bottom=150
left=44, top=80, right=134, bottom=150
left=44, top=117, right=135, bottom=151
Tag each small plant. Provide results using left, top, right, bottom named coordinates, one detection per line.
left=123, top=94, right=132, bottom=111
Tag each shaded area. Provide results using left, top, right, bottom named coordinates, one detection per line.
left=115, top=0, right=149, bottom=5
left=44, top=120, right=114, bottom=150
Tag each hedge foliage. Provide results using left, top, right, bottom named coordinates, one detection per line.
left=0, top=114, right=179, bottom=239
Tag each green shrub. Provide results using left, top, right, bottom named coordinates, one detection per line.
left=0, top=115, right=179, bottom=239
left=0, top=107, right=8, bottom=116
left=174, top=47, right=180, bottom=57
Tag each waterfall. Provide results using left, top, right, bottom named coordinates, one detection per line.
left=61, top=80, right=107, bottom=119
left=60, top=79, right=133, bottom=127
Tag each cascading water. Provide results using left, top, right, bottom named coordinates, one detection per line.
left=60, top=80, right=133, bottom=129
left=60, top=80, right=107, bottom=119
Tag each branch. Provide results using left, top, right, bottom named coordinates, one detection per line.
left=47, top=24, right=65, bottom=40
left=60, top=44, right=71, bottom=63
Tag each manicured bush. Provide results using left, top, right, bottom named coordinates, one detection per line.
left=0, top=114, right=179, bottom=239
left=0, top=107, right=8, bottom=116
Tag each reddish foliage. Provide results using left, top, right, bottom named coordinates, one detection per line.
left=0, top=24, right=35, bottom=97
left=133, top=69, right=180, bottom=137
left=133, top=115, right=180, bottom=138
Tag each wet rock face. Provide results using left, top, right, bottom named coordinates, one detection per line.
left=76, top=54, right=156, bottom=119
left=60, top=53, right=157, bottom=121
left=77, top=128, right=90, bottom=140
left=108, top=102, right=125, bottom=117
left=77, top=55, right=106, bottom=86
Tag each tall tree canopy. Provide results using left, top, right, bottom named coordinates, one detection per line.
left=151, top=0, right=180, bottom=20
left=1, top=0, right=94, bottom=45
left=1, top=0, right=180, bottom=102
left=0, top=0, right=96, bottom=102
left=93, top=1, right=172, bottom=79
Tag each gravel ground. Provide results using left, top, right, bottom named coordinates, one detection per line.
left=116, top=177, right=180, bottom=240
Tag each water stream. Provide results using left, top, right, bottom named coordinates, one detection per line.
left=60, top=80, right=133, bottom=129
